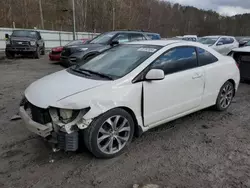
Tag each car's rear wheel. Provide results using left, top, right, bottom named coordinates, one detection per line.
left=83, top=108, right=134, bottom=158
left=215, top=81, right=234, bottom=111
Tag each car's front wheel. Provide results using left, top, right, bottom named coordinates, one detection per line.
left=41, top=45, right=45, bottom=55
left=83, top=108, right=134, bottom=158
left=5, top=51, right=15, bottom=59
left=33, top=47, right=40, bottom=59
left=215, top=81, right=234, bottom=111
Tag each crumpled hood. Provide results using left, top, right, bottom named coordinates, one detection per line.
left=231, top=46, right=250, bottom=53
left=25, top=70, right=109, bottom=109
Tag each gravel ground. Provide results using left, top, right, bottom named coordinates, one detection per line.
left=1, top=56, right=250, bottom=188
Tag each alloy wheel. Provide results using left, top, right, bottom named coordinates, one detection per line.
left=97, top=115, right=131, bottom=155
left=219, top=83, right=234, bottom=109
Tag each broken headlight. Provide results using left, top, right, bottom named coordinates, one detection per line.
left=59, top=109, right=79, bottom=124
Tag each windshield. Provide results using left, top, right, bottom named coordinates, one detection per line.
left=198, top=37, right=218, bottom=45
left=89, top=32, right=116, bottom=44
left=75, top=44, right=161, bottom=79
left=66, top=40, right=83, bottom=46
left=12, top=30, right=37, bottom=38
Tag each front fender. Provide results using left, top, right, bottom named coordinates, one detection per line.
left=53, top=82, right=144, bottom=127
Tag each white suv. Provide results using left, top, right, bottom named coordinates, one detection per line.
left=198, top=36, right=239, bottom=55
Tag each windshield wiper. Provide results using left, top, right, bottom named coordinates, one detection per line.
left=70, top=67, right=91, bottom=76
left=79, top=68, right=113, bottom=80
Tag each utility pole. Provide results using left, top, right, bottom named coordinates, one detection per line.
left=39, top=0, right=44, bottom=29
left=84, top=0, right=87, bottom=30
left=112, top=0, right=116, bottom=30
left=72, top=0, right=76, bottom=40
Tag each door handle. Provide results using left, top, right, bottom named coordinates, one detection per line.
left=192, top=73, right=202, bottom=79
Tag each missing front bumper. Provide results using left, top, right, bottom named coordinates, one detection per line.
left=20, top=106, right=80, bottom=151
left=19, top=106, right=53, bottom=137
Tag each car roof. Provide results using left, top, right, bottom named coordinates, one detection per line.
left=202, top=35, right=235, bottom=38
left=108, top=30, right=160, bottom=35
left=128, top=40, right=184, bottom=46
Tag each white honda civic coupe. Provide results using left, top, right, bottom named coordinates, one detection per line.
left=20, top=40, right=240, bottom=158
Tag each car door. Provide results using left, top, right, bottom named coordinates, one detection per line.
left=143, top=46, right=205, bottom=127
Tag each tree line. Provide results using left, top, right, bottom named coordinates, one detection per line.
left=1, top=0, right=250, bottom=37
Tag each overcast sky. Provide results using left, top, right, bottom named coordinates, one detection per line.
left=166, top=0, right=250, bottom=16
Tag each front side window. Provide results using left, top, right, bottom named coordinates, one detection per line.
left=151, top=47, right=197, bottom=75
left=112, top=33, right=129, bottom=43
left=75, top=44, right=161, bottom=79
left=197, top=47, right=218, bottom=66
left=130, top=33, right=145, bottom=41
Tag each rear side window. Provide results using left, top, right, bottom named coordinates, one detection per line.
left=151, top=47, right=198, bottom=75
left=218, top=38, right=227, bottom=45
left=147, top=34, right=161, bottom=40
left=197, top=47, right=218, bottom=66
left=224, top=38, right=234, bottom=44
left=129, top=33, right=146, bottom=41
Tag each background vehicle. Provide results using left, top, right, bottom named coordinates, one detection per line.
left=5, top=30, right=45, bottom=59
left=49, top=39, right=89, bottom=61
left=229, top=41, right=250, bottom=81
left=60, top=30, right=160, bottom=67
left=20, top=40, right=239, bottom=158
left=145, top=32, right=161, bottom=40
left=238, top=38, right=250, bottom=47
left=182, top=35, right=198, bottom=41
left=198, top=36, right=239, bottom=55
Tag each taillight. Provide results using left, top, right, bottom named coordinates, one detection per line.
left=236, top=62, right=240, bottom=68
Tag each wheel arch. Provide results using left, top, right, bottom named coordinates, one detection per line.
left=118, top=106, right=143, bottom=137
left=227, top=79, right=236, bottom=96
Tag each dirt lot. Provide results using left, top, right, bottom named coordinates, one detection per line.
left=1, top=56, right=250, bottom=188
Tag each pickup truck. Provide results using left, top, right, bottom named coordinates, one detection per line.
left=5, top=30, right=45, bottom=59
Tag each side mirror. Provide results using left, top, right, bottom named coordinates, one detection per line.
left=145, top=69, right=165, bottom=81
left=217, top=42, right=223, bottom=46
left=110, top=40, right=119, bottom=46
left=5, top=34, right=9, bottom=39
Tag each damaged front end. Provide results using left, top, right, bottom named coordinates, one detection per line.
left=19, top=97, right=92, bottom=151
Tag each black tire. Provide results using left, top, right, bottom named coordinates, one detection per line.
left=41, top=45, right=45, bottom=55
left=83, top=108, right=135, bottom=158
left=5, top=51, right=15, bottom=59
left=33, top=47, right=40, bottom=59
left=214, top=81, right=234, bottom=111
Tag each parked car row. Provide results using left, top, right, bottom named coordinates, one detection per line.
left=19, top=38, right=240, bottom=158
left=51, top=30, right=162, bottom=67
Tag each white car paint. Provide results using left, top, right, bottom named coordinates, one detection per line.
left=22, top=40, right=240, bottom=135
left=199, top=36, right=239, bottom=56
left=231, top=46, right=250, bottom=53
